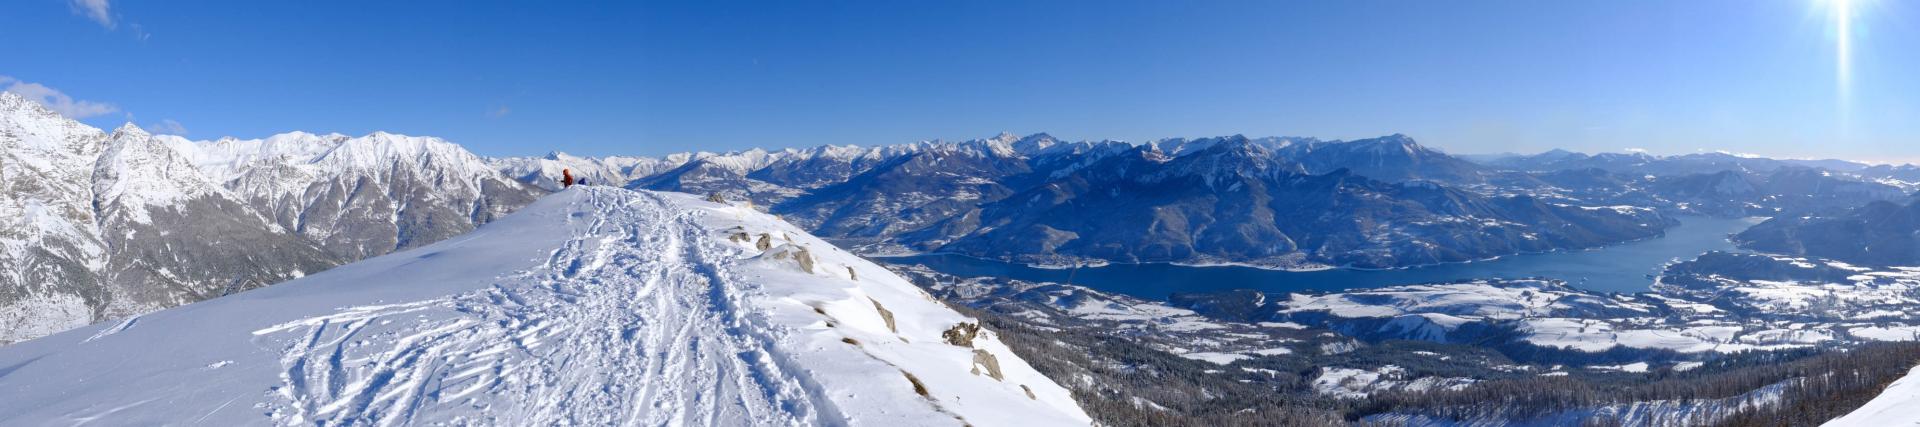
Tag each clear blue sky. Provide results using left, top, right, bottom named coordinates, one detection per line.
left=4, top=0, right=1916, bottom=160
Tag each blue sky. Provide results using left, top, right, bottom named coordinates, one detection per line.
left=4, top=0, right=1916, bottom=160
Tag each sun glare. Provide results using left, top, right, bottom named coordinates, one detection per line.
left=1834, top=0, right=1853, bottom=105
left=1823, top=0, right=1872, bottom=135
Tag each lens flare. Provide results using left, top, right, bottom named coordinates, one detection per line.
left=1825, top=0, right=1878, bottom=135
left=1835, top=0, right=1853, bottom=110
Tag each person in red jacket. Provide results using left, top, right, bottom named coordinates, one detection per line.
left=562, top=168, right=575, bottom=188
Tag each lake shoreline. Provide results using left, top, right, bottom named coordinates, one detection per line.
left=876, top=216, right=1767, bottom=299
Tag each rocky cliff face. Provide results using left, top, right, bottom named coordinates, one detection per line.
left=88, top=125, right=341, bottom=321
left=0, top=91, right=112, bottom=342
left=184, top=131, right=542, bottom=260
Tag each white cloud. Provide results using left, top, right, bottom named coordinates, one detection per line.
left=69, top=0, right=114, bottom=29
left=487, top=105, right=511, bottom=119
left=0, top=76, right=120, bottom=119
left=1624, top=147, right=1648, bottom=153
left=149, top=119, right=188, bottom=136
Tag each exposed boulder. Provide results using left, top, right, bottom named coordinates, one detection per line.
left=970, top=349, right=1005, bottom=381
left=943, top=322, right=982, bottom=347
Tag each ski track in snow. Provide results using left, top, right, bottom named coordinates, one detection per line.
left=0, top=188, right=1088, bottom=426
left=82, top=315, right=140, bottom=344
left=256, top=192, right=832, bottom=426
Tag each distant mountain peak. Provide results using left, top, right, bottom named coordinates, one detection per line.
left=0, top=90, right=38, bottom=112
left=1012, top=132, right=1059, bottom=154
left=1347, top=133, right=1424, bottom=150
left=109, top=122, right=150, bottom=140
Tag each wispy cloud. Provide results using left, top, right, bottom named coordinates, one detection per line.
left=69, top=0, right=114, bottom=29
left=149, top=119, right=188, bottom=136
left=1624, top=147, right=1648, bottom=153
left=0, top=75, right=119, bottom=118
left=487, top=105, right=511, bottom=119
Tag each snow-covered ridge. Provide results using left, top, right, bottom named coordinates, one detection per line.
left=2, top=90, right=541, bottom=344
left=0, top=187, right=1089, bottom=425
left=1831, top=365, right=1920, bottom=426
left=164, top=130, right=504, bottom=186
left=92, top=124, right=225, bottom=224
left=483, top=132, right=1320, bottom=191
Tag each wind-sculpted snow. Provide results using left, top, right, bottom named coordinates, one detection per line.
left=0, top=187, right=1088, bottom=425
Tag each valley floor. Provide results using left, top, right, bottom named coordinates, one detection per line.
left=887, top=262, right=1920, bottom=426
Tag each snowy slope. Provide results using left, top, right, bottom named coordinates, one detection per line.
left=2, top=90, right=539, bottom=344
left=0, top=187, right=1089, bottom=426
left=1828, top=365, right=1920, bottom=426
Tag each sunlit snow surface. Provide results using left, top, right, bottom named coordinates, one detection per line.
left=1830, top=365, right=1920, bottom=426
left=0, top=188, right=1089, bottom=426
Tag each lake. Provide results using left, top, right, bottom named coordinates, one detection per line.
left=877, top=216, right=1765, bottom=300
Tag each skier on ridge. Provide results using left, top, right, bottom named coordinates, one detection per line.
left=562, top=168, right=575, bottom=188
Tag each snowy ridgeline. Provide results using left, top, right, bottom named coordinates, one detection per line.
left=1832, top=365, right=1920, bottom=426
left=0, top=188, right=1089, bottom=426
left=0, top=91, right=541, bottom=344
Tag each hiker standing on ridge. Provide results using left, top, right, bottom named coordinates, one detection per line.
left=562, top=168, right=575, bottom=188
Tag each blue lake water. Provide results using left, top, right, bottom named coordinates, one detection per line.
left=878, top=216, right=1765, bottom=300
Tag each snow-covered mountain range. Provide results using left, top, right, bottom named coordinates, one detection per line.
left=492, top=133, right=1681, bottom=270
left=0, top=187, right=1090, bottom=425
left=487, top=132, right=1913, bottom=274
left=11, top=87, right=1920, bottom=424
left=0, top=91, right=539, bottom=343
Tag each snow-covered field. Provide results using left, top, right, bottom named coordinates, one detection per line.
left=900, top=266, right=1320, bottom=369
left=0, top=188, right=1089, bottom=426
left=1261, top=261, right=1920, bottom=356
left=1310, top=365, right=1476, bottom=399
